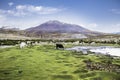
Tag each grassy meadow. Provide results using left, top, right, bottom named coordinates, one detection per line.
left=0, top=45, right=120, bottom=80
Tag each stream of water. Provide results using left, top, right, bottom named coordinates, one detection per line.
left=66, top=46, right=120, bottom=57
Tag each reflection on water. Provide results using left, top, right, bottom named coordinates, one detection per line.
left=66, top=46, right=120, bottom=57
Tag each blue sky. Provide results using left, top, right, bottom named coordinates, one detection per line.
left=0, top=0, right=120, bottom=33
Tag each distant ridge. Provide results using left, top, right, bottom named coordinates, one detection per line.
left=25, top=20, right=104, bottom=39
left=0, top=20, right=106, bottom=39
left=26, top=20, right=91, bottom=33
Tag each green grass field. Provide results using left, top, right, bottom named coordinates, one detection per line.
left=0, top=45, right=120, bottom=80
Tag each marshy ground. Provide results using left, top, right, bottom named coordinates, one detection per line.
left=0, top=45, right=120, bottom=80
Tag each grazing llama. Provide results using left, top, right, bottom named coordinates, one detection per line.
left=20, top=42, right=27, bottom=48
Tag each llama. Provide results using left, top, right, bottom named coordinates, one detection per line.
left=20, top=42, right=27, bottom=48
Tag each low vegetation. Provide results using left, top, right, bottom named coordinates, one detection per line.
left=1, top=38, right=120, bottom=46
left=0, top=45, right=120, bottom=80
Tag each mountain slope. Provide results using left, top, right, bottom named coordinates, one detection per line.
left=26, top=20, right=103, bottom=38
left=26, top=20, right=91, bottom=33
left=0, top=27, right=32, bottom=40
left=0, top=20, right=105, bottom=39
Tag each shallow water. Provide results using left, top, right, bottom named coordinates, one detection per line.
left=0, top=45, right=14, bottom=48
left=66, top=46, right=120, bottom=57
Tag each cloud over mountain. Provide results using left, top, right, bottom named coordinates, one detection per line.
left=0, top=4, right=62, bottom=16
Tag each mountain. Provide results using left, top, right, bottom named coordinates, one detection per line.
left=0, top=27, right=32, bottom=40
left=0, top=20, right=106, bottom=39
left=25, top=20, right=103, bottom=39
left=0, top=27, right=19, bottom=34
left=114, top=32, right=120, bottom=34
left=26, top=20, right=90, bottom=33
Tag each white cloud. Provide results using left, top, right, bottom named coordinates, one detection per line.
left=81, top=23, right=98, bottom=30
left=0, top=18, right=33, bottom=29
left=88, top=23, right=98, bottom=28
left=111, top=9, right=120, bottom=14
left=0, top=5, right=62, bottom=16
left=0, top=14, right=7, bottom=27
left=116, top=23, right=120, bottom=27
left=97, top=24, right=120, bottom=33
left=0, top=15, right=6, bottom=23
left=8, top=2, right=14, bottom=6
